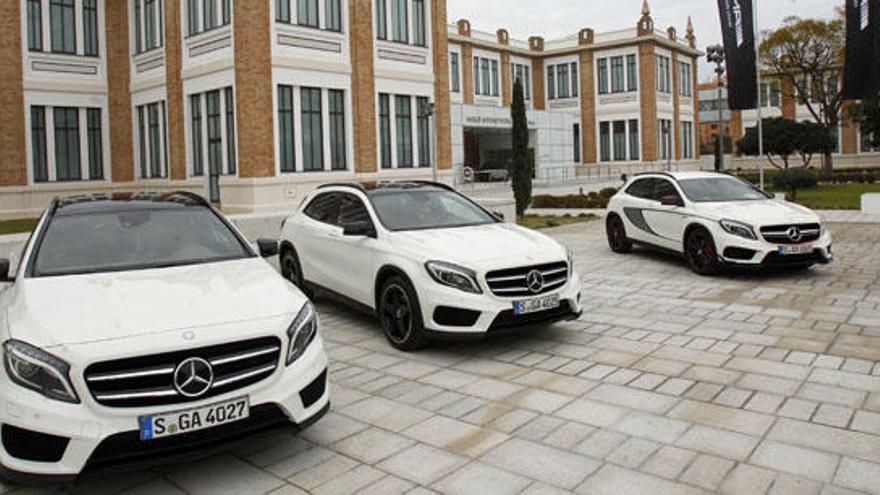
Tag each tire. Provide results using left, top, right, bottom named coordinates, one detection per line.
left=685, top=227, right=721, bottom=276
left=378, top=276, right=426, bottom=351
left=606, top=214, right=633, bottom=253
left=280, top=246, right=307, bottom=292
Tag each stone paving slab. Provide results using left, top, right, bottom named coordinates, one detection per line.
left=8, top=221, right=880, bottom=494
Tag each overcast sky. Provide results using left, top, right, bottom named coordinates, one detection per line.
left=447, top=0, right=844, bottom=80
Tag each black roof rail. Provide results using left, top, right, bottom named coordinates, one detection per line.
left=406, top=180, right=454, bottom=191
left=317, top=182, right=368, bottom=193
left=634, top=171, right=676, bottom=179
left=161, top=190, right=212, bottom=207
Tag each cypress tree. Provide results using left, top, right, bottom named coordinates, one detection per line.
left=510, top=79, right=532, bottom=217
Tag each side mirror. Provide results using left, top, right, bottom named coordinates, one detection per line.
left=660, top=195, right=684, bottom=207
left=256, top=239, right=279, bottom=258
left=342, top=221, right=376, bottom=238
left=492, top=211, right=505, bottom=221
left=0, top=259, right=13, bottom=283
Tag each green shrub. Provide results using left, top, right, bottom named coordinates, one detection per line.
left=546, top=219, right=559, bottom=228
left=772, top=168, right=819, bottom=200
left=530, top=189, right=618, bottom=209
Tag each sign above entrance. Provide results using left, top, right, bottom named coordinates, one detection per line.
left=464, top=116, right=537, bottom=128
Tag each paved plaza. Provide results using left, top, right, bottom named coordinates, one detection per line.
left=8, top=220, right=880, bottom=494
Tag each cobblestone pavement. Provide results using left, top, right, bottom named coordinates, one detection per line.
left=8, top=221, right=880, bottom=495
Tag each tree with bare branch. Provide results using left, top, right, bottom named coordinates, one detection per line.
left=760, top=13, right=845, bottom=173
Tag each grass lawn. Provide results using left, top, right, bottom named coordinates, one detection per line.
left=518, top=214, right=597, bottom=230
left=773, top=183, right=880, bottom=210
left=0, top=218, right=38, bottom=236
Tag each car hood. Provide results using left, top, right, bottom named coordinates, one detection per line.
left=5, top=258, right=306, bottom=348
left=696, top=199, right=820, bottom=226
left=390, top=223, right=568, bottom=270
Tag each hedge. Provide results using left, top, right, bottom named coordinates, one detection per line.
left=531, top=188, right=618, bottom=209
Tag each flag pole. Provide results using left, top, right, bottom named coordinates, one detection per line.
left=754, top=0, right=765, bottom=190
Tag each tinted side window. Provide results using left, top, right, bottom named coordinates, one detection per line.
left=626, top=179, right=654, bottom=199
left=654, top=179, right=682, bottom=202
left=304, top=193, right=341, bottom=225
left=338, top=195, right=373, bottom=227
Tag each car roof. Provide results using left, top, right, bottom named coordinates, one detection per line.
left=634, top=171, right=737, bottom=181
left=53, top=191, right=209, bottom=216
left=317, top=181, right=453, bottom=196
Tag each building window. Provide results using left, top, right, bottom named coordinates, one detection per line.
left=613, top=121, right=627, bottom=161
left=491, top=60, right=499, bottom=97
left=573, top=123, right=581, bottom=163
left=276, top=0, right=290, bottom=22
left=278, top=85, right=295, bottom=172
left=326, top=0, right=342, bottom=31
left=297, top=0, right=318, bottom=27
left=557, top=64, right=569, bottom=99
left=629, top=119, right=640, bottom=161
left=225, top=88, right=237, bottom=174
left=50, top=0, right=76, bottom=54
left=203, top=0, right=217, bottom=31
left=188, top=0, right=231, bottom=36
left=376, top=0, right=387, bottom=39
left=450, top=52, right=460, bottom=92
left=27, top=0, right=42, bottom=51
left=417, top=97, right=430, bottom=168
left=611, top=56, right=625, bottom=93
left=656, top=55, right=671, bottom=93
left=395, top=95, right=413, bottom=168
left=599, top=122, right=610, bottom=162
left=301, top=87, right=324, bottom=171
left=379, top=93, right=392, bottom=168
left=760, top=81, right=781, bottom=108
left=148, top=103, right=163, bottom=178
left=512, top=63, right=531, bottom=101
left=222, top=0, right=230, bottom=24
left=547, top=66, right=555, bottom=100
left=135, top=0, right=164, bottom=53
left=87, top=108, right=103, bottom=180
left=658, top=118, right=672, bottom=159
left=191, top=94, right=203, bottom=176
left=473, top=57, right=498, bottom=97
left=187, top=0, right=199, bottom=34
left=597, top=59, right=608, bottom=95
left=31, top=107, right=48, bottom=183
left=678, top=62, right=692, bottom=97
left=329, top=89, right=346, bottom=170
left=53, top=107, right=81, bottom=181
left=391, top=0, right=408, bottom=43
left=571, top=63, right=579, bottom=98
left=627, top=54, right=637, bottom=91
left=861, top=130, right=880, bottom=153
left=82, top=0, right=99, bottom=56
left=412, top=0, right=426, bottom=46
left=206, top=90, right=224, bottom=180
left=681, top=121, right=694, bottom=159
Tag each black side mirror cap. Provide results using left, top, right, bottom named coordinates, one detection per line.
left=256, top=239, right=279, bottom=258
left=659, top=196, right=684, bottom=207
left=0, top=259, right=12, bottom=282
left=492, top=211, right=505, bottom=221
left=342, top=221, right=377, bottom=238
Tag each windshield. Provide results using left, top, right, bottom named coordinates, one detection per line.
left=369, top=189, right=498, bottom=231
left=32, top=207, right=252, bottom=277
left=677, top=178, right=771, bottom=203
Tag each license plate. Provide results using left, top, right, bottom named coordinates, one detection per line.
left=513, top=295, right=560, bottom=316
left=139, top=397, right=249, bottom=441
left=778, top=244, right=814, bottom=255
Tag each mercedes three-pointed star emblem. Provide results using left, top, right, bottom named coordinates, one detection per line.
left=526, top=270, right=545, bottom=294
left=786, top=226, right=803, bottom=242
left=173, top=357, right=214, bottom=398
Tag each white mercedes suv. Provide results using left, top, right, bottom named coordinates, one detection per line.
left=606, top=171, right=833, bottom=275
left=0, top=192, right=328, bottom=482
left=279, top=182, right=582, bottom=350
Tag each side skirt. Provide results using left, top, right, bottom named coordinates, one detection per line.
left=304, top=281, right=377, bottom=319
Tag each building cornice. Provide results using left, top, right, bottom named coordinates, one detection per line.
left=447, top=33, right=702, bottom=60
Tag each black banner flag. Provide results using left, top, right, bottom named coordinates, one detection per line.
left=843, top=0, right=880, bottom=100
left=717, top=0, right=758, bottom=110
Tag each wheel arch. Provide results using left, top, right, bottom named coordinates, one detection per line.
left=374, top=264, right=414, bottom=313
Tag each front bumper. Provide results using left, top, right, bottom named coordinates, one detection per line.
left=716, top=229, right=833, bottom=267
left=419, top=272, right=583, bottom=338
left=0, top=339, right=329, bottom=482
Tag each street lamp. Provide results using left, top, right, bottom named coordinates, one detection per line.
left=706, top=45, right=726, bottom=172
left=420, top=102, right=438, bottom=183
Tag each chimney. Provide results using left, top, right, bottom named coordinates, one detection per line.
left=528, top=36, right=544, bottom=52
left=579, top=28, right=594, bottom=46
left=497, top=28, right=510, bottom=45
left=457, top=19, right=471, bottom=37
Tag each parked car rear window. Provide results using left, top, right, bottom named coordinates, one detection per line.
left=32, top=207, right=252, bottom=277
left=369, top=189, right=498, bottom=231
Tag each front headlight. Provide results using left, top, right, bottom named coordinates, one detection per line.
left=3, top=340, right=79, bottom=403
left=719, top=219, right=757, bottom=240
left=425, top=261, right=482, bottom=294
left=287, top=302, right=318, bottom=366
